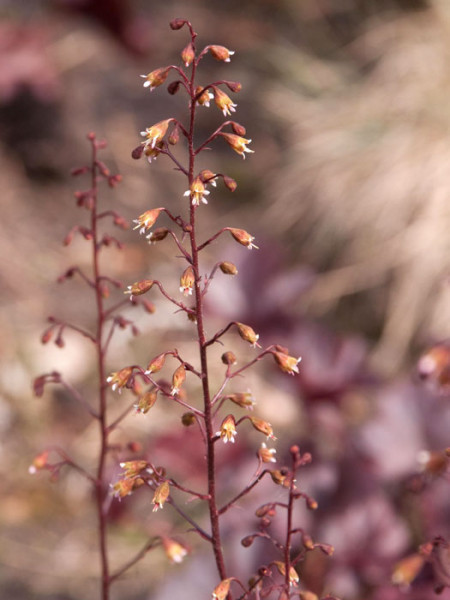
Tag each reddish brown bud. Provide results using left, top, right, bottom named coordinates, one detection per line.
left=241, top=535, right=255, bottom=547
left=231, top=122, right=246, bottom=136
left=236, top=322, right=260, bottom=347
left=181, top=412, right=196, bottom=426
left=221, top=351, right=237, bottom=365
left=168, top=125, right=180, bottom=145
left=220, top=262, right=238, bottom=275
left=224, top=80, right=242, bottom=93
left=167, top=81, right=181, bottom=95
left=170, top=18, right=186, bottom=30
left=209, top=45, right=235, bottom=62
left=132, top=145, right=145, bottom=160
left=223, top=175, right=237, bottom=192
left=255, top=503, right=276, bottom=518
left=181, top=42, right=195, bottom=67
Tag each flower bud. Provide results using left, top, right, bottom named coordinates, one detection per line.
left=228, top=228, right=258, bottom=249
left=250, top=417, right=276, bottom=440
left=134, top=389, right=158, bottom=414
left=180, top=266, right=195, bottom=295
left=167, top=80, right=181, bottom=95
left=162, top=537, right=188, bottom=564
left=216, top=414, right=237, bottom=444
left=392, top=553, right=425, bottom=586
left=231, top=122, right=246, bottom=136
left=273, top=351, right=301, bottom=375
left=132, top=144, right=145, bottom=159
left=306, top=495, right=318, bottom=510
left=181, top=42, right=195, bottom=67
left=171, top=364, right=186, bottom=396
left=209, top=45, right=235, bottom=62
left=302, top=533, right=315, bottom=550
left=152, top=480, right=170, bottom=511
left=29, top=450, right=49, bottom=474
left=241, top=535, right=255, bottom=547
left=107, top=367, right=133, bottom=393
left=181, top=412, right=196, bottom=426
left=221, top=351, right=237, bottom=365
left=133, top=208, right=162, bottom=234
left=168, top=125, right=180, bottom=145
left=221, top=132, right=254, bottom=159
left=255, top=503, right=276, bottom=518
left=125, top=280, right=155, bottom=299
left=220, top=262, right=238, bottom=275
left=317, top=543, right=334, bottom=556
left=147, top=227, right=169, bottom=244
left=223, top=175, right=237, bottom=192
left=170, top=18, right=186, bottom=30
left=224, top=80, right=242, bottom=93
left=146, top=353, right=166, bottom=374
left=140, top=66, right=170, bottom=91
left=212, top=578, right=233, bottom=600
left=236, top=322, right=260, bottom=347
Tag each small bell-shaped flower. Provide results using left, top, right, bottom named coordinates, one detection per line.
left=133, top=208, right=162, bottom=234
left=171, top=364, right=186, bottom=396
left=140, top=66, right=171, bottom=91
left=213, top=87, right=237, bottom=117
left=236, top=322, right=260, bottom=347
left=179, top=266, right=195, bottom=296
left=258, top=443, right=276, bottom=463
left=209, top=45, right=235, bottom=62
left=181, top=42, right=195, bottom=67
left=141, top=119, right=173, bottom=149
left=220, top=132, right=254, bottom=159
left=107, top=367, right=133, bottom=393
left=212, top=578, right=233, bottom=600
left=152, top=480, right=170, bottom=511
left=162, top=537, right=188, bottom=564
left=125, top=279, right=155, bottom=300
left=273, top=351, right=302, bottom=375
left=195, top=85, right=214, bottom=107
left=228, top=227, right=258, bottom=249
left=216, top=414, right=237, bottom=444
left=184, top=176, right=210, bottom=206
left=250, top=417, right=276, bottom=440
left=134, top=389, right=158, bottom=414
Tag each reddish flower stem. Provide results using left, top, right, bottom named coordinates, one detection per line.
left=89, top=138, right=111, bottom=600
left=187, top=34, right=228, bottom=584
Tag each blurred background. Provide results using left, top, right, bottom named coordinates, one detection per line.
left=3, top=0, right=450, bottom=598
